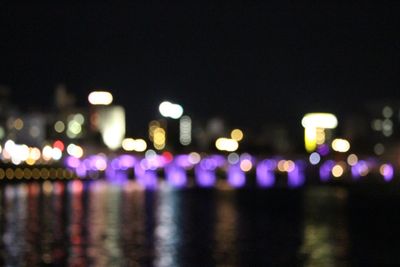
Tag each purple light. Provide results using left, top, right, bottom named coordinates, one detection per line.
left=111, top=158, right=120, bottom=170
left=65, top=156, right=80, bottom=168
left=288, top=162, right=305, bottom=188
left=142, top=155, right=166, bottom=170
left=200, top=158, right=217, bottom=171
left=228, top=165, right=246, bottom=188
left=195, top=165, right=216, bottom=187
left=351, top=160, right=368, bottom=179
left=118, top=155, right=136, bottom=169
left=256, top=160, right=275, bottom=188
left=135, top=163, right=158, bottom=189
left=174, top=155, right=192, bottom=169
left=106, top=169, right=128, bottom=185
left=210, top=155, right=226, bottom=167
left=75, top=163, right=87, bottom=178
left=165, top=165, right=187, bottom=188
left=317, top=144, right=330, bottom=156
left=319, top=160, right=334, bottom=181
left=381, top=164, right=394, bottom=182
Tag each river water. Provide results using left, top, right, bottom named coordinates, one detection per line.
left=0, top=180, right=399, bottom=266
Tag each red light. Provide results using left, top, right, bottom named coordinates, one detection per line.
left=71, top=180, right=83, bottom=193
left=162, top=151, right=173, bottom=163
left=53, top=140, right=65, bottom=151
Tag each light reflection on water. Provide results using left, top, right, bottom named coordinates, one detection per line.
left=0, top=180, right=358, bottom=266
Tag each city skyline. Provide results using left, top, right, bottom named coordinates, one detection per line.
left=1, top=2, right=400, bottom=134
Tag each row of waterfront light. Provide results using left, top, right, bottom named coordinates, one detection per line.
left=0, top=139, right=84, bottom=166
left=0, top=167, right=75, bottom=180
left=62, top=151, right=394, bottom=188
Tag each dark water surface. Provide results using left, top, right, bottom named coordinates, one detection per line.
left=0, top=180, right=399, bottom=266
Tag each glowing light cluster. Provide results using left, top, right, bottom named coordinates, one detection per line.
left=159, top=101, right=184, bottom=119
left=277, top=160, right=296, bottom=172
left=122, top=138, right=147, bottom=152
left=0, top=139, right=69, bottom=166
left=302, top=113, right=338, bottom=152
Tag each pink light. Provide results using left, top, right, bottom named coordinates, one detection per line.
left=69, top=180, right=83, bottom=193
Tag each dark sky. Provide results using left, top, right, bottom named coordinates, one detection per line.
left=1, top=2, right=400, bottom=134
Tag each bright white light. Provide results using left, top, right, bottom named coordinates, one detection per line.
left=52, top=147, right=63, bottom=160
left=331, top=138, right=350, bottom=152
left=134, top=139, right=147, bottom=152
left=122, top=138, right=135, bottom=151
left=67, top=144, right=84, bottom=158
left=29, top=147, right=41, bottom=161
left=4, top=140, right=15, bottom=152
left=97, top=106, right=126, bottom=150
left=301, top=113, right=338, bottom=129
left=159, top=101, right=184, bottom=119
left=42, top=146, right=53, bottom=161
left=215, top=138, right=239, bottom=152
left=11, top=144, right=30, bottom=165
left=122, top=138, right=147, bottom=152
left=88, top=91, right=113, bottom=105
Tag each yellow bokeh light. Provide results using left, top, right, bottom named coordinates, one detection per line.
left=122, top=138, right=135, bottom=151
left=231, top=129, right=244, bottom=141
left=332, top=165, right=344, bottom=178
left=240, top=159, right=253, bottom=172
left=277, top=160, right=286, bottom=172
left=14, top=118, right=24, bottom=130
left=283, top=160, right=295, bottom=172
left=153, top=127, right=166, bottom=150
left=215, top=138, right=238, bottom=152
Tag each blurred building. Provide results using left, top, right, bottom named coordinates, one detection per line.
left=8, top=113, right=46, bottom=147
left=90, top=105, right=126, bottom=150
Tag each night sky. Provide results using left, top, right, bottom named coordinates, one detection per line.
left=1, top=2, right=400, bottom=134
